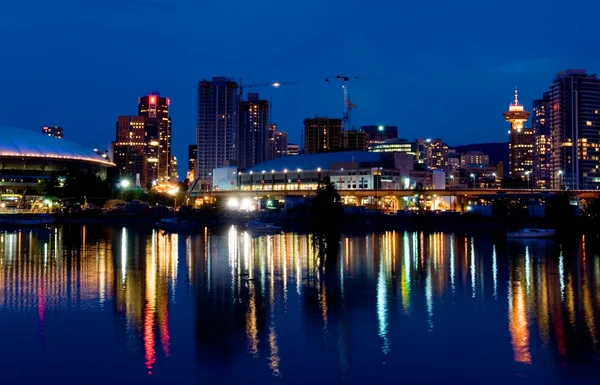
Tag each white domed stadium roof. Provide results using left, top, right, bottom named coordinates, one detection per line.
left=0, top=125, right=112, bottom=165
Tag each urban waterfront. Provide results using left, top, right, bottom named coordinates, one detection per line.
left=0, top=226, right=600, bottom=384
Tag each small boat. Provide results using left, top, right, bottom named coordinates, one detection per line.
left=156, top=217, right=200, bottom=233
left=507, top=228, right=555, bottom=238
left=244, top=220, right=282, bottom=233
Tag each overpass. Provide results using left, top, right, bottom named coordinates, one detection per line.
left=191, top=188, right=600, bottom=200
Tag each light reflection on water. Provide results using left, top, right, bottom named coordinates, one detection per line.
left=0, top=227, right=599, bottom=383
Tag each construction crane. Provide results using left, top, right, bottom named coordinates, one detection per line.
left=238, top=79, right=299, bottom=99
left=325, top=75, right=358, bottom=132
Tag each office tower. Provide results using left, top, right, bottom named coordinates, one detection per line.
left=287, top=143, right=300, bottom=155
left=197, top=77, right=239, bottom=183
left=267, top=124, right=288, bottom=160
left=42, top=126, right=64, bottom=139
left=503, top=89, right=533, bottom=180
left=548, top=70, right=600, bottom=189
left=344, top=129, right=368, bottom=151
left=238, top=93, right=269, bottom=169
left=113, top=116, right=147, bottom=186
left=361, top=125, right=398, bottom=144
left=532, top=92, right=551, bottom=188
left=460, top=151, right=489, bottom=167
left=188, top=145, right=198, bottom=181
left=138, top=93, right=172, bottom=185
left=303, top=117, right=343, bottom=154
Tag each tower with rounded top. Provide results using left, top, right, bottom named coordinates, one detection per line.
left=504, top=88, right=534, bottom=180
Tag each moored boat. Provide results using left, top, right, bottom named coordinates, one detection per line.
left=243, top=220, right=282, bottom=233
left=507, top=228, right=555, bottom=238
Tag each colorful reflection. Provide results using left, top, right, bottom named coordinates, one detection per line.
left=1, top=227, right=600, bottom=381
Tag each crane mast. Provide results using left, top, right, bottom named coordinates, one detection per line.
left=325, top=75, right=357, bottom=132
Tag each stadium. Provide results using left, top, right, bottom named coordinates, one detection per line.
left=0, top=125, right=114, bottom=206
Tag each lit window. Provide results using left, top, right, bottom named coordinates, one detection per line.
left=587, top=121, right=593, bottom=126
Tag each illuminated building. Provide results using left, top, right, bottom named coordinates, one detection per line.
left=344, top=129, right=368, bottom=151
left=532, top=93, right=551, bottom=188
left=361, top=125, right=398, bottom=144
left=197, top=77, right=239, bottom=184
left=114, top=116, right=148, bottom=187
left=548, top=70, right=600, bottom=189
left=267, top=124, right=288, bottom=160
left=368, top=138, right=416, bottom=157
left=417, top=138, right=448, bottom=171
left=188, top=144, right=197, bottom=181
left=460, top=151, right=489, bottom=167
left=42, top=126, right=63, bottom=139
left=287, top=143, right=299, bottom=156
left=170, top=156, right=178, bottom=182
left=303, top=117, right=343, bottom=154
left=138, top=92, right=172, bottom=184
left=503, top=89, right=533, bottom=180
left=238, top=93, right=269, bottom=169
left=0, top=125, right=113, bottom=199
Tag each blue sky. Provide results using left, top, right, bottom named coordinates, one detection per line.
left=1, top=0, right=599, bottom=176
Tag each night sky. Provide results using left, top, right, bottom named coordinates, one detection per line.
left=2, top=0, right=599, bottom=176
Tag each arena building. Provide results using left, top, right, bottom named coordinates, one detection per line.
left=0, top=125, right=113, bottom=204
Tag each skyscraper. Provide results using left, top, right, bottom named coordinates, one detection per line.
left=197, top=77, right=239, bottom=184
left=113, top=116, right=147, bottom=186
left=238, top=93, right=268, bottom=169
left=42, top=126, right=64, bottom=139
left=503, top=89, right=533, bottom=180
left=344, top=129, right=368, bottom=151
left=548, top=70, right=600, bottom=189
left=138, top=93, right=172, bottom=184
left=532, top=92, right=551, bottom=188
left=303, top=117, right=343, bottom=154
left=267, top=124, right=288, bottom=160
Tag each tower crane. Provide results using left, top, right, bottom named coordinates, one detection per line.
left=325, top=75, right=358, bottom=131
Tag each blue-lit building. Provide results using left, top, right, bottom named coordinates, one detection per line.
left=0, top=126, right=113, bottom=199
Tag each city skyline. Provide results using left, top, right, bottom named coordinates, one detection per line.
left=3, top=0, right=599, bottom=174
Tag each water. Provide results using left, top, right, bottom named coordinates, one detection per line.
left=1, top=226, right=600, bottom=384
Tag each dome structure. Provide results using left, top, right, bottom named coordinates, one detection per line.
left=0, top=125, right=111, bottom=164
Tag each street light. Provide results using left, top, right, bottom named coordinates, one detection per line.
left=317, top=167, right=322, bottom=187
left=558, top=170, right=564, bottom=190
left=470, top=173, right=475, bottom=188
left=119, top=180, right=130, bottom=188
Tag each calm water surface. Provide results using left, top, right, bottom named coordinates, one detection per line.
left=1, top=226, right=600, bottom=384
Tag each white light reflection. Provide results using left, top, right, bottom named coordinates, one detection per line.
left=492, top=245, right=498, bottom=300
left=559, top=250, right=565, bottom=301
left=376, top=257, right=390, bottom=354
left=425, top=262, right=433, bottom=331
left=121, top=228, right=127, bottom=284
left=525, top=246, right=531, bottom=294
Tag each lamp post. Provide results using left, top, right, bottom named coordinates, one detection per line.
left=449, top=174, right=454, bottom=187
left=249, top=171, right=254, bottom=191
left=284, top=169, right=288, bottom=194
left=297, top=168, right=302, bottom=190
left=317, top=167, right=322, bottom=188
left=470, top=173, right=475, bottom=188
left=271, top=170, right=275, bottom=190
left=262, top=170, right=266, bottom=190
left=558, top=170, right=563, bottom=190
left=238, top=171, right=242, bottom=191
left=492, top=172, right=497, bottom=189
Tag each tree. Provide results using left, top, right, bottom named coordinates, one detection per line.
left=310, top=180, right=343, bottom=268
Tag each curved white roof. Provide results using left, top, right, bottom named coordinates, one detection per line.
left=0, top=125, right=112, bottom=165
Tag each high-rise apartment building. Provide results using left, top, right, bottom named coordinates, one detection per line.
left=303, top=117, right=343, bottom=154
left=138, top=93, right=172, bottom=184
left=532, top=92, right=551, bottom=188
left=197, top=77, right=239, bottom=183
left=503, top=89, right=533, bottom=180
left=238, top=93, right=268, bottom=169
left=267, top=124, right=288, bottom=160
left=361, top=125, right=398, bottom=144
left=188, top=145, right=198, bottom=181
left=548, top=70, right=600, bottom=189
left=416, top=138, right=448, bottom=171
left=42, top=126, right=64, bottom=139
left=113, top=116, right=147, bottom=186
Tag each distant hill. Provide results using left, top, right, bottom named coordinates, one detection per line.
left=450, top=142, right=509, bottom=177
